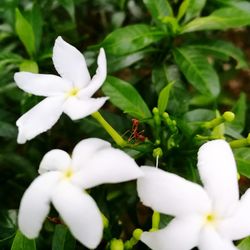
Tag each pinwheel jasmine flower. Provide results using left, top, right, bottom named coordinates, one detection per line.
left=18, top=138, right=142, bottom=249
left=137, top=139, right=250, bottom=250
left=14, top=36, right=108, bottom=144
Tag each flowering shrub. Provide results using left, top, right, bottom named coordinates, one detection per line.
left=1, top=0, right=250, bottom=250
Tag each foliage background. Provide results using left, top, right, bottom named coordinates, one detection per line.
left=1, top=0, right=250, bottom=249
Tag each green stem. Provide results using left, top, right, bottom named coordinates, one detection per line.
left=230, top=133, right=250, bottom=148
left=151, top=211, right=160, bottom=230
left=91, top=112, right=127, bottom=147
left=203, top=111, right=235, bottom=129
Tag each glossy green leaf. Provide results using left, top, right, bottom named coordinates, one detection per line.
left=184, top=0, right=206, bottom=22
left=181, top=7, right=250, bottom=33
left=238, top=236, right=250, bottom=250
left=186, top=41, right=248, bottom=69
left=143, top=0, right=173, bottom=22
left=234, top=148, right=250, bottom=178
left=157, top=81, right=174, bottom=114
left=101, top=24, right=165, bottom=55
left=52, top=224, right=75, bottom=250
left=177, top=0, right=190, bottom=21
left=107, top=50, right=149, bottom=73
left=11, top=230, right=36, bottom=250
left=153, top=64, right=189, bottom=114
left=152, top=64, right=169, bottom=94
left=225, top=93, right=247, bottom=136
left=102, top=76, right=152, bottom=120
left=15, top=9, right=36, bottom=57
left=27, top=4, right=43, bottom=51
left=173, top=47, right=220, bottom=98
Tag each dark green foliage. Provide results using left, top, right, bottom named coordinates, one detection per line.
left=1, top=0, right=250, bottom=249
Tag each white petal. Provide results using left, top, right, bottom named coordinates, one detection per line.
left=63, top=96, right=108, bottom=120
left=14, top=72, right=71, bottom=96
left=71, top=138, right=111, bottom=171
left=218, top=189, right=250, bottom=240
left=197, top=140, right=239, bottom=216
left=137, top=166, right=211, bottom=217
left=52, top=181, right=103, bottom=249
left=53, top=36, right=90, bottom=88
left=141, top=215, right=203, bottom=250
left=39, top=149, right=71, bottom=174
left=198, top=227, right=238, bottom=250
left=16, top=96, right=64, bottom=144
left=18, top=172, right=60, bottom=238
left=79, top=48, right=107, bottom=98
left=72, top=146, right=142, bottom=188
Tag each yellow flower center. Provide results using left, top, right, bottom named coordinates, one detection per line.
left=67, top=87, right=79, bottom=97
left=62, top=167, right=74, bottom=180
left=204, top=212, right=217, bottom=226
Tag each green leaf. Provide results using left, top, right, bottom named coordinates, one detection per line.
left=27, top=4, right=43, bottom=51
left=15, top=9, right=36, bottom=57
left=184, top=0, right=206, bottom=22
left=11, top=230, right=36, bottom=250
left=181, top=7, right=250, bottom=33
left=157, top=81, right=174, bottom=114
left=153, top=64, right=189, bottom=114
left=102, top=76, right=152, bottom=120
left=101, top=24, right=165, bottom=55
left=186, top=41, right=248, bottom=69
left=143, top=0, right=173, bottom=22
left=173, top=47, right=220, bottom=98
left=0, top=121, right=17, bottom=139
left=152, top=64, right=169, bottom=94
left=19, top=60, right=39, bottom=73
left=177, top=0, right=190, bottom=21
left=238, top=236, right=250, bottom=250
left=226, top=93, right=247, bottom=135
left=234, top=148, right=250, bottom=178
left=58, top=0, right=75, bottom=21
left=52, top=224, right=76, bottom=250
left=107, top=50, right=149, bottom=73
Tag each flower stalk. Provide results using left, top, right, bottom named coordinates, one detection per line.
left=91, top=111, right=127, bottom=147
left=124, top=228, right=143, bottom=250
left=202, top=111, right=235, bottom=129
left=230, top=133, right=250, bottom=148
left=151, top=211, right=160, bottom=231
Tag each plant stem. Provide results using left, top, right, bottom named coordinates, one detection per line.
left=91, top=111, right=127, bottom=147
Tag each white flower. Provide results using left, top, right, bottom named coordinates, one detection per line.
left=137, top=139, right=250, bottom=250
left=18, top=138, right=142, bottom=249
left=14, top=36, right=108, bottom=144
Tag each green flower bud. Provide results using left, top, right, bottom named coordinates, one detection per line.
left=110, top=239, right=124, bottom=250
left=153, top=147, right=163, bottom=158
left=133, top=228, right=143, bottom=240
left=222, top=111, right=235, bottom=122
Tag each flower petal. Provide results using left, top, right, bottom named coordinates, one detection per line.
left=198, top=227, right=238, bottom=250
left=218, top=188, right=250, bottom=240
left=79, top=48, right=107, bottom=98
left=72, top=145, right=142, bottom=189
left=52, top=181, right=103, bottom=249
left=14, top=72, right=71, bottom=96
left=53, top=36, right=90, bottom=88
left=38, top=149, right=71, bottom=174
left=141, top=215, right=203, bottom=250
left=197, top=140, right=239, bottom=216
left=137, top=166, right=211, bottom=217
left=63, top=96, right=108, bottom=120
left=18, top=172, right=60, bottom=238
left=16, top=96, right=64, bottom=144
left=71, top=138, right=110, bottom=171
